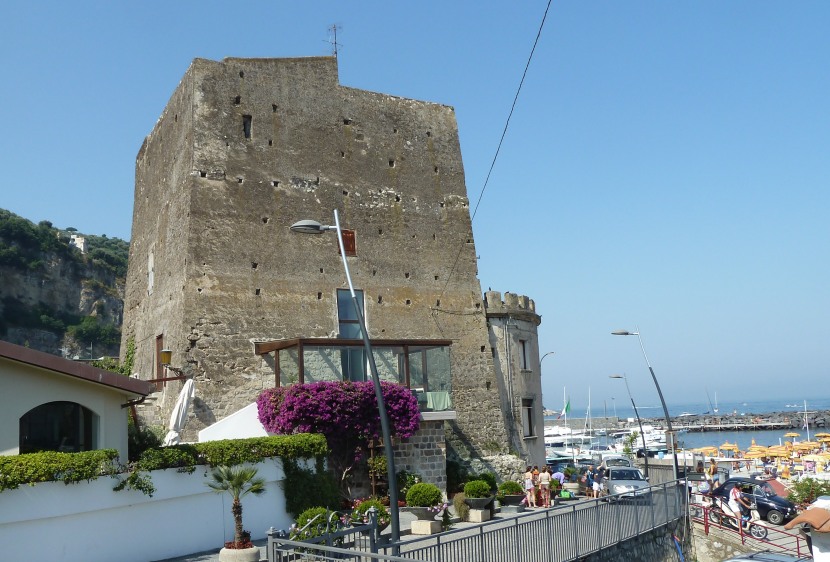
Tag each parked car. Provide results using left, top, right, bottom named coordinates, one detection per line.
left=605, top=467, right=651, bottom=502
left=710, top=477, right=797, bottom=525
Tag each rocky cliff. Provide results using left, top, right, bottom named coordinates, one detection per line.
left=0, top=209, right=127, bottom=358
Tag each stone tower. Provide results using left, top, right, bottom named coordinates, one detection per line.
left=484, top=290, right=546, bottom=466
left=122, top=56, right=542, bottom=472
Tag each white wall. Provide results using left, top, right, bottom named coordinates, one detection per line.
left=0, top=458, right=303, bottom=562
left=0, top=358, right=131, bottom=459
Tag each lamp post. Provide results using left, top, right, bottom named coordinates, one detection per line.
left=609, top=374, right=649, bottom=478
left=291, top=210, right=400, bottom=549
left=612, top=329, right=679, bottom=480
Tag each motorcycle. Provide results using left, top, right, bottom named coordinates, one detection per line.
left=706, top=494, right=768, bottom=540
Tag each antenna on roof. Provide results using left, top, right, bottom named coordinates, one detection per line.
left=327, top=24, right=342, bottom=57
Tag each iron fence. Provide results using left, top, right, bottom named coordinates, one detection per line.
left=269, top=480, right=686, bottom=561
left=691, top=501, right=812, bottom=558
left=379, top=480, right=685, bottom=562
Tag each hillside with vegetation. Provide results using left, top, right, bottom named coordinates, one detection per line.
left=0, top=209, right=129, bottom=358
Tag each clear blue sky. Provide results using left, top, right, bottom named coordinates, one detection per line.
left=3, top=2, right=828, bottom=409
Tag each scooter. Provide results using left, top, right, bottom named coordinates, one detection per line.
left=707, top=494, right=768, bottom=540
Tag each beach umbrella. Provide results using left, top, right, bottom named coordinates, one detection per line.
left=785, top=432, right=801, bottom=438
left=720, top=442, right=739, bottom=451
left=744, top=450, right=768, bottom=459
left=162, top=379, right=195, bottom=446
left=814, top=432, right=830, bottom=438
left=803, top=454, right=826, bottom=462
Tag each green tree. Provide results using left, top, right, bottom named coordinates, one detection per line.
left=206, top=466, right=266, bottom=547
left=623, top=431, right=639, bottom=457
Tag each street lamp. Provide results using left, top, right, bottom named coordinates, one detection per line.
left=609, top=374, right=649, bottom=478
left=540, top=351, right=555, bottom=366
left=612, top=329, right=679, bottom=480
left=291, top=210, right=400, bottom=548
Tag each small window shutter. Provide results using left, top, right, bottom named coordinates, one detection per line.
left=340, top=229, right=357, bottom=256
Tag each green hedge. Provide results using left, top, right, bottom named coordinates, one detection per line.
left=2, top=434, right=328, bottom=497
left=0, top=449, right=119, bottom=492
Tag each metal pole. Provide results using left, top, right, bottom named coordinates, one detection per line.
left=332, top=210, right=400, bottom=552
left=621, top=376, right=649, bottom=479
left=634, top=332, right=679, bottom=481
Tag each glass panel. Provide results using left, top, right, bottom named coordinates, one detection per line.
left=278, top=348, right=300, bottom=386
left=408, top=346, right=452, bottom=411
left=337, top=289, right=364, bottom=321
left=341, top=348, right=366, bottom=381
left=340, top=323, right=363, bottom=339
left=19, top=401, right=95, bottom=454
left=303, top=346, right=346, bottom=383
left=373, top=346, right=405, bottom=384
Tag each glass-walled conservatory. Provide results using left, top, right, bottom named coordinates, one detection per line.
left=254, top=338, right=453, bottom=412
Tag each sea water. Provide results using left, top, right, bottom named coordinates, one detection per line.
left=545, top=397, right=830, bottom=452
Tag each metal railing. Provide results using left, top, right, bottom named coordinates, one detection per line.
left=691, top=501, right=812, bottom=558
left=387, top=480, right=685, bottom=562
left=269, top=481, right=687, bottom=562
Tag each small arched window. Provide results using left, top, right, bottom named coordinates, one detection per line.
left=19, top=401, right=95, bottom=454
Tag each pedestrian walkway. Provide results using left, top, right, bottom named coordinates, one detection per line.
left=154, top=501, right=585, bottom=562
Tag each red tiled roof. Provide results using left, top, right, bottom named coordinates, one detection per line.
left=0, top=340, right=152, bottom=396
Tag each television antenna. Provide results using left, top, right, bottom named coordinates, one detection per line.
left=327, top=24, right=343, bottom=57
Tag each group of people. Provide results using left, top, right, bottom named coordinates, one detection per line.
left=523, top=465, right=566, bottom=508
left=582, top=464, right=607, bottom=498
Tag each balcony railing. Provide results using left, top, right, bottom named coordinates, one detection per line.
left=254, top=338, right=453, bottom=412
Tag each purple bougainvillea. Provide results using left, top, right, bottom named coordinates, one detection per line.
left=256, top=381, right=421, bottom=489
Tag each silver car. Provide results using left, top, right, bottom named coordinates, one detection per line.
left=605, top=467, right=651, bottom=501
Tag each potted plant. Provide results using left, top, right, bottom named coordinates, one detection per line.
left=350, top=498, right=391, bottom=530
left=206, top=465, right=266, bottom=562
left=404, top=482, right=447, bottom=520
left=463, top=479, right=494, bottom=510
left=497, top=480, right=525, bottom=506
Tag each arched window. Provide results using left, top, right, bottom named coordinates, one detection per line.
left=19, top=401, right=96, bottom=454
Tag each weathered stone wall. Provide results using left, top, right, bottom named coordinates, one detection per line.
left=485, top=290, right=545, bottom=467
left=396, top=419, right=448, bottom=492
left=122, top=57, right=511, bottom=462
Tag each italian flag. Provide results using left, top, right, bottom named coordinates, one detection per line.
left=557, top=400, right=570, bottom=420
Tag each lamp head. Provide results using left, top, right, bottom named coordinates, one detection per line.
left=159, top=348, right=172, bottom=366
left=612, top=330, right=638, bottom=336
left=290, top=219, right=336, bottom=234
left=609, top=374, right=625, bottom=380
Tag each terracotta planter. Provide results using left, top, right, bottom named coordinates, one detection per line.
left=405, top=506, right=438, bottom=520
left=218, top=546, right=260, bottom=562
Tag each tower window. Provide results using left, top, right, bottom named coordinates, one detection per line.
left=243, top=115, right=252, bottom=139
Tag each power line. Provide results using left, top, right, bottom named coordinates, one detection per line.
left=437, top=0, right=554, bottom=304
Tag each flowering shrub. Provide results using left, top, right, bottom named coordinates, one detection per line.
left=257, top=381, right=420, bottom=492
left=350, top=498, right=391, bottom=528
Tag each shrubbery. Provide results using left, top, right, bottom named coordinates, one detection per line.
left=497, top=480, right=524, bottom=496
left=405, top=482, right=443, bottom=507
left=463, top=479, right=492, bottom=499
left=0, top=449, right=119, bottom=491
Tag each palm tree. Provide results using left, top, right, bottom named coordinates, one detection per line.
left=207, top=465, right=266, bottom=547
